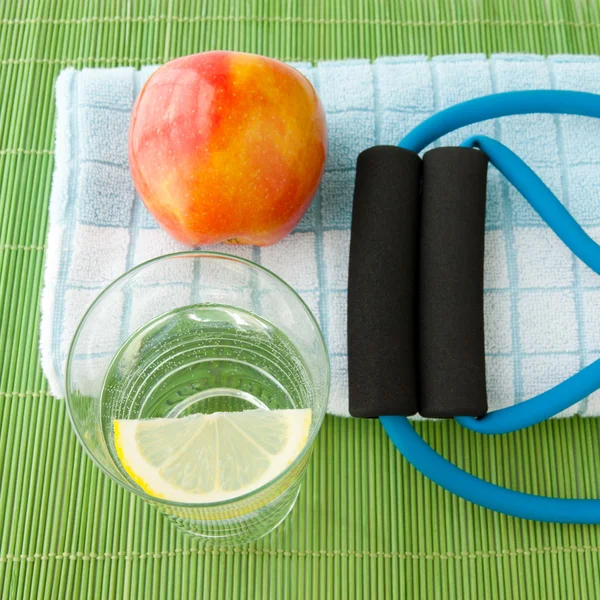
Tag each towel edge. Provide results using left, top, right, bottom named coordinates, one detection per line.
left=40, top=68, right=75, bottom=399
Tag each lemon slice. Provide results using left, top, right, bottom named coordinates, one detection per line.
left=113, top=409, right=312, bottom=503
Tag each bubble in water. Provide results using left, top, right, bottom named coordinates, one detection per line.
left=101, top=304, right=313, bottom=468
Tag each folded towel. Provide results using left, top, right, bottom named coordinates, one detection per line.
left=41, top=53, right=600, bottom=418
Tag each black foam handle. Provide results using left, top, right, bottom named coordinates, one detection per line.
left=348, top=146, right=421, bottom=418
left=418, top=147, right=489, bottom=418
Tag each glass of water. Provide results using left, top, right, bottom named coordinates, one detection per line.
left=65, top=252, right=329, bottom=545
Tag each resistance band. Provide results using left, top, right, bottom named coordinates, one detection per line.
left=381, top=90, right=600, bottom=523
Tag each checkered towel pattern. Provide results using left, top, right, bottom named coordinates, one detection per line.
left=41, top=54, right=600, bottom=417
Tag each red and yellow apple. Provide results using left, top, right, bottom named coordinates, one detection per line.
left=129, top=51, right=327, bottom=246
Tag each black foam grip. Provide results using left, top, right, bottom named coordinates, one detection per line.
left=418, top=147, right=489, bottom=418
left=348, top=146, right=421, bottom=418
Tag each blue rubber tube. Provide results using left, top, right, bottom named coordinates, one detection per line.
left=400, top=90, right=600, bottom=153
left=455, top=134, right=600, bottom=434
left=379, top=415, right=600, bottom=523
left=461, top=134, right=600, bottom=275
left=378, top=90, right=600, bottom=523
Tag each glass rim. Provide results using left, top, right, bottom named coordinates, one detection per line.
left=65, top=250, right=330, bottom=508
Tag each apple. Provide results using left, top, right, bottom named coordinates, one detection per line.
left=129, top=51, right=327, bottom=246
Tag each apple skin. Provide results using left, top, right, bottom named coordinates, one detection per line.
left=129, top=51, right=327, bottom=246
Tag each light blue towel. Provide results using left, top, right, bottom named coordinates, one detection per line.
left=41, top=53, right=600, bottom=417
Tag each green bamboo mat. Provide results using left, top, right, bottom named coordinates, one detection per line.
left=3, top=0, right=600, bottom=598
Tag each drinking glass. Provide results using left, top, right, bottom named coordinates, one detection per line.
left=66, top=251, right=329, bottom=545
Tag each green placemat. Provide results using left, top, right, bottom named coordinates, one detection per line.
left=3, top=1, right=600, bottom=598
